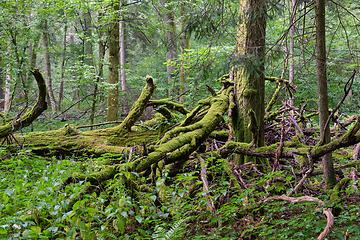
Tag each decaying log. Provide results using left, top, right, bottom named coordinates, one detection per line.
left=62, top=78, right=232, bottom=188
left=0, top=69, right=47, bottom=139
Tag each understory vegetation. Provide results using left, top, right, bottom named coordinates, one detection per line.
left=1, top=136, right=359, bottom=239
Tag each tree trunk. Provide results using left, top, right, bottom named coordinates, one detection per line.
left=120, top=1, right=126, bottom=93
left=4, top=68, right=11, bottom=112
left=42, top=19, right=57, bottom=113
left=0, top=66, right=3, bottom=110
left=233, top=0, right=267, bottom=165
left=107, top=0, right=120, bottom=121
left=58, top=17, right=67, bottom=111
left=315, top=0, right=336, bottom=188
left=90, top=29, right=106, bottom=129
left=163, top=0, right=177, bottom=96
left=289, top=0, right=296, bottom=106
left=179, top=4, right=191, bottom=102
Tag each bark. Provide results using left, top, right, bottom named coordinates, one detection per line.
left=0, top=69, right=47, bottom=138
left=233, top=0, right=267, bottom=165
left=107, top=0, right=120, bottom=121
left=315, top=0, right=336, bottom=188
left=42, top=19, right=57, bottom=113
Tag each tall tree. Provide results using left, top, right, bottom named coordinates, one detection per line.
left=315, top=0, right=336, bottom=188
left=233, top=0, right=267, bottom=165
left=107, top=0, right=120, bottom=121
left=163, top=0, right=177, bottom=96
left=289, top=0, right=297, bottom=106
left=42, top=19, right=57, bottom=113
left=120, top=0, right=126, bottom=93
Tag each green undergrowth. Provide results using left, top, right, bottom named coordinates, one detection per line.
left=0, top=147, right=359, bottom=239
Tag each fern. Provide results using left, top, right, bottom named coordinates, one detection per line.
left=152, top=217, right=188, bottom=240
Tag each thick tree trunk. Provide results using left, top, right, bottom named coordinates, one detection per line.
left=107, top=0, right=120, bottom=121
left=233, top=0, right=267, bottom=165
left=315, top=0, right=336, bottom=188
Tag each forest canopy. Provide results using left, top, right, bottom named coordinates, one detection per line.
left=0, top=0, right=360, bottom=239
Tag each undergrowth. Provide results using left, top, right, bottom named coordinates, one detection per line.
left=0, top=147, right=359, bottom=239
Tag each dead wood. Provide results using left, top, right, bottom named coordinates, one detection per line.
left=0, top=69, right=47, bottom=139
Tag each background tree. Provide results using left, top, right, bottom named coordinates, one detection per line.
left=315, top=0, right=336, bottom=188
left=107, top=0, right=120, bottom=121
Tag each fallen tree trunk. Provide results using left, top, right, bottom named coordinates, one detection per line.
left=62, top=80, right=232, bottom=187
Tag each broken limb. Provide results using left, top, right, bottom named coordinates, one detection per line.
left=0, top=69, right=47, bottom=139
left=114, top=75, right=156, bottom=136
left=148, top=99, right=190, bottom=115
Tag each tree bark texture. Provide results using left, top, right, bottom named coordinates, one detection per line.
left=233, top=0, right=266, bottom=164
left=315, top=0, right=336, bottom=188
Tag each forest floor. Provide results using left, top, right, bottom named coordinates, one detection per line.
left=0, top=109, right=360, bottom=239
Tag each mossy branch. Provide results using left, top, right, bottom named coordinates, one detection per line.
left=0, top=69, right=47, bottom=138
left=115, top=75, right=156, bottom=136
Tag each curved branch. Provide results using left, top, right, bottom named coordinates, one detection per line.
left=0, top=69, right=47, bottom=138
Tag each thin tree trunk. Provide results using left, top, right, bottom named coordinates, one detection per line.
left=289, top=0, right=296, bottom=106
left=179, top=5, right=190, bottom=102
left=90, top=34, right=106, bottom=129
left=58, top=19, right=67, bottom=111
left=42, top=19, right=57, bottom=113
left=107, top=0, right=120, bottom=121
left=315, top=0, right=336, bottom=188
left=4, top=68, right=11, bottom=112
left=163, top=0, right=177, bottom=96
left=120, top=1, right=126, bottom=93
left=119, top=0, right=129, bottom=114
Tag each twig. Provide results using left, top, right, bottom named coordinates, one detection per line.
left=77, top=121, right=123, bottom=129
left=54, top=93, right=94, bottom=119
left=199, top=156, right=216, bottom=213
left=322, top=69, right=356, bottom=144
left=273, top=112, right=286, bottom=172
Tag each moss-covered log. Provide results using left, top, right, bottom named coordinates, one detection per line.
left=17, top=76, right=158, bottom=155
left=62, top=84, right=232, bottom=188
left=0, top=69, right=47, bottom=139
